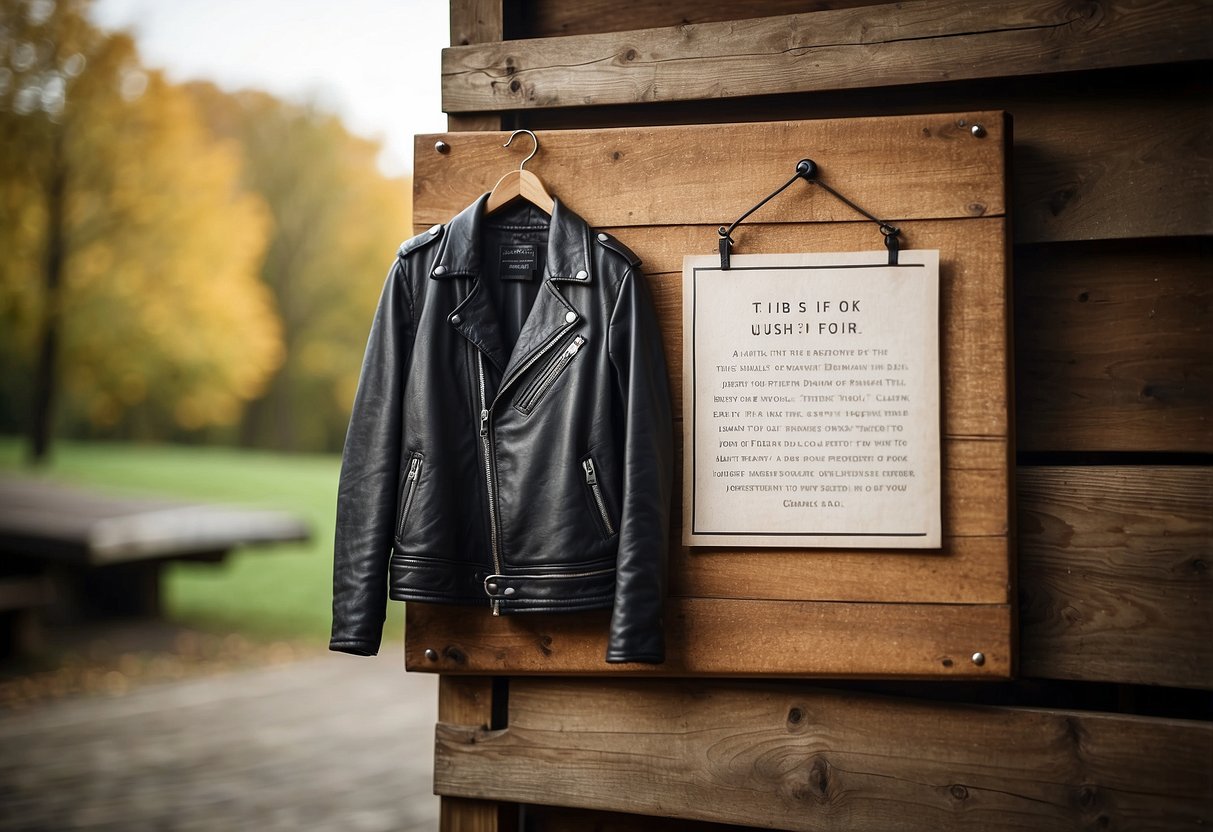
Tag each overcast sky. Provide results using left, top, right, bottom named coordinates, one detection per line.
left=89, top=0, right=449, bottom=177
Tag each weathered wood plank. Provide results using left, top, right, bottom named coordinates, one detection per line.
left=438, top=677, right=516, bottom=832
left=1019, top=466, right=1213, bottom=689
left=435, top=679, right=1213, bottom=831
left=442, top=0, right=1213, bottom=112
left=448, top=0, right=504, bottom=131
left=0, top=476, right=309, bottom=565
left=1015, top=239, right=1212, bottom=453
left=524, top=804, right=761, bottom=832
left=407, top=598, right=1011, bottom=678
left=520, top=0, right=892, bottom=38
left=519, top=68, right=1213, bottom=245
left=414, top=113, right=1006, bottom=227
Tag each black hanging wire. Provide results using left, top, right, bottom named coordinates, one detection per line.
left=717, top=159, right=902, bottom=269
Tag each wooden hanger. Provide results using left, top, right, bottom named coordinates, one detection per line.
left=486, top=129, right=555, bottom=215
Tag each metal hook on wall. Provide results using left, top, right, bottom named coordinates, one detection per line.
left=503, top=129, right=539, bottom=171
left=717, top=158, right=902, bottom=269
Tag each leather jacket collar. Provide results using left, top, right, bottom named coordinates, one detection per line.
left=428, top=193, right=594, bottom=284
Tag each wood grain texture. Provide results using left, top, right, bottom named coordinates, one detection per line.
left=435, top=679, right=1213, bottom=830
left=442, top=0, right=1213, bottom=112
left=519, top=67, right=1213, bottom=245
left=414, top=112, right=1006, bottom=227
left=407, top=598, right=1011, bottom=678
left=520, top=0, right=892, bottom=38
left=448, top=0, right=503, bottom=132
left=438, top=677, right=515, bottom=832
left=1015, top=239, right=1212, bottom=453
left=1018, top=466, right=1213, bottom=689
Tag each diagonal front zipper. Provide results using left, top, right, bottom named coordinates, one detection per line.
left=476, top=352, right=502, bottom=616
left=475, top=311, right=582, bottom=615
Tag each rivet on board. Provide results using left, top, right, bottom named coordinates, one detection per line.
left=435, top=140, right=450, bottom=154
left=424, top=648, right=438, bottom=661
left=970, top=124, right=986, bottom=139
left=971, top=651, right=986, bottom=666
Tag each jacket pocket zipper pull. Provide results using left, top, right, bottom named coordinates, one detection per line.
left=582, top=458, right=598, bottom=485
left=407, top=456, right=420, bottom=481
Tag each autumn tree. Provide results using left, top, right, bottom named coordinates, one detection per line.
left=185, top=83, right=410, bottom=452
left=0, top=0, right=282, bottom=456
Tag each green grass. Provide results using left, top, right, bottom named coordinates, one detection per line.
left=0, top=437, right=403, bottom=645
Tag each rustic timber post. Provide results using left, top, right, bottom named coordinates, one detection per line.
left=446, top=0, right=503, bottom=133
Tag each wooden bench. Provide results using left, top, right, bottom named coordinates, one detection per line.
left=0, top=476, right=310, bottom=650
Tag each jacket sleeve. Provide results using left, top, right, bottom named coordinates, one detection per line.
left=329, top=256, right=413, bottom=656
left=605, top=268, right=674, bottom=663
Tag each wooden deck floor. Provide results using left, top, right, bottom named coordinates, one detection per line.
left=0, top=651, right=439, bottom=831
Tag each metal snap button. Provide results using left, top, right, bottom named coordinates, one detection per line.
left=485, top=582, right=499, bottom=594
left=564, top=311, right=577, bottom=323
left=575, top=269, right=588, bottom=280
left=597, top=233, right=608, bottom=242
left=450, top=314, right=462, bottom=325
left=503, top=587, right=515, bottom=596
left=433, top=265, right=447, bottom=276
left=428, top=224, right=442, bottom=235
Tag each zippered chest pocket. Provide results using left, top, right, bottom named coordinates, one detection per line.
left=395, top=453, right=423, bottom=539
left=514, top=334, right=586, bottom=414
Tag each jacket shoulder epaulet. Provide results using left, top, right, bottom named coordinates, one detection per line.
left=593, top=231, right=642, bottom=269
left=397, top=224, right=444, bottom=258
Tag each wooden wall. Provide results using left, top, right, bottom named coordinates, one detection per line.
left=431, top=0, right=1213, bottom=828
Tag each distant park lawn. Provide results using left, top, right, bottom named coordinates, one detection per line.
left=0, top=438, right=403, bottom=646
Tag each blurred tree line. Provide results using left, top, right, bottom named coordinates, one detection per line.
left=0, top=0, right=410, bottom=457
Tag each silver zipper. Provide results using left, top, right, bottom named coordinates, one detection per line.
left=473, top=318, right=580, bottom=615
left=582, top=458, right=616, bottom=536
left=517, top=335, right=585, bottom=412
left=476, top=352, right=502, bottom=616
left=396, top=455, right=422, bottom=538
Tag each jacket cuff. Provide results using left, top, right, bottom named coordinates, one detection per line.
left=329, top=638, right=380, bottom=657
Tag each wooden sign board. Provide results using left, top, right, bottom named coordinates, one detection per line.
left=405, top=112, right=1013, bottom=679
left=683, top=250, right=941, bottom=548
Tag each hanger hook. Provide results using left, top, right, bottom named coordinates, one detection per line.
left=503, top=129, right=539, bottom=171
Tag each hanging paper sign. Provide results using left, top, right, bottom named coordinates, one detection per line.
left=682, top=250, right=942, bottom=548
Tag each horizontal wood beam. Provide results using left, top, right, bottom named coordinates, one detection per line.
left=1015, top=238, right=1212, bottom=453
left=442, top=0, right=1213, bottom=112
left=414, top=112, right=1006, bottom=227
left=1019, top=466, right=1213, bottom=689
left=407, top=597, right=1011, bottom=678
left=435, top=679, right=1213, bottom=830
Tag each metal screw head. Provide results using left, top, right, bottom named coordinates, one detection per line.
left=970, top=124, right=986, bottom=138
left=971, top=651, right=986, bottom=666
left=434, top=140, right=450, bottom=154
left=423, top=648, right=438, bottom=661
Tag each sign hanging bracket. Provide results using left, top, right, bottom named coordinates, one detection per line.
left=717, top=158, right=901, bottom=269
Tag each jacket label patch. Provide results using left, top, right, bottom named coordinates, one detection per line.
left=500, top=244, right=538, bottom=280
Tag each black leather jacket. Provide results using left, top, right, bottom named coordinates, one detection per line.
left=329, top=194, right=673, bottom=663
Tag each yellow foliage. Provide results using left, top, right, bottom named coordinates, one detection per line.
left=0, top=2, right=284, bottom=435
